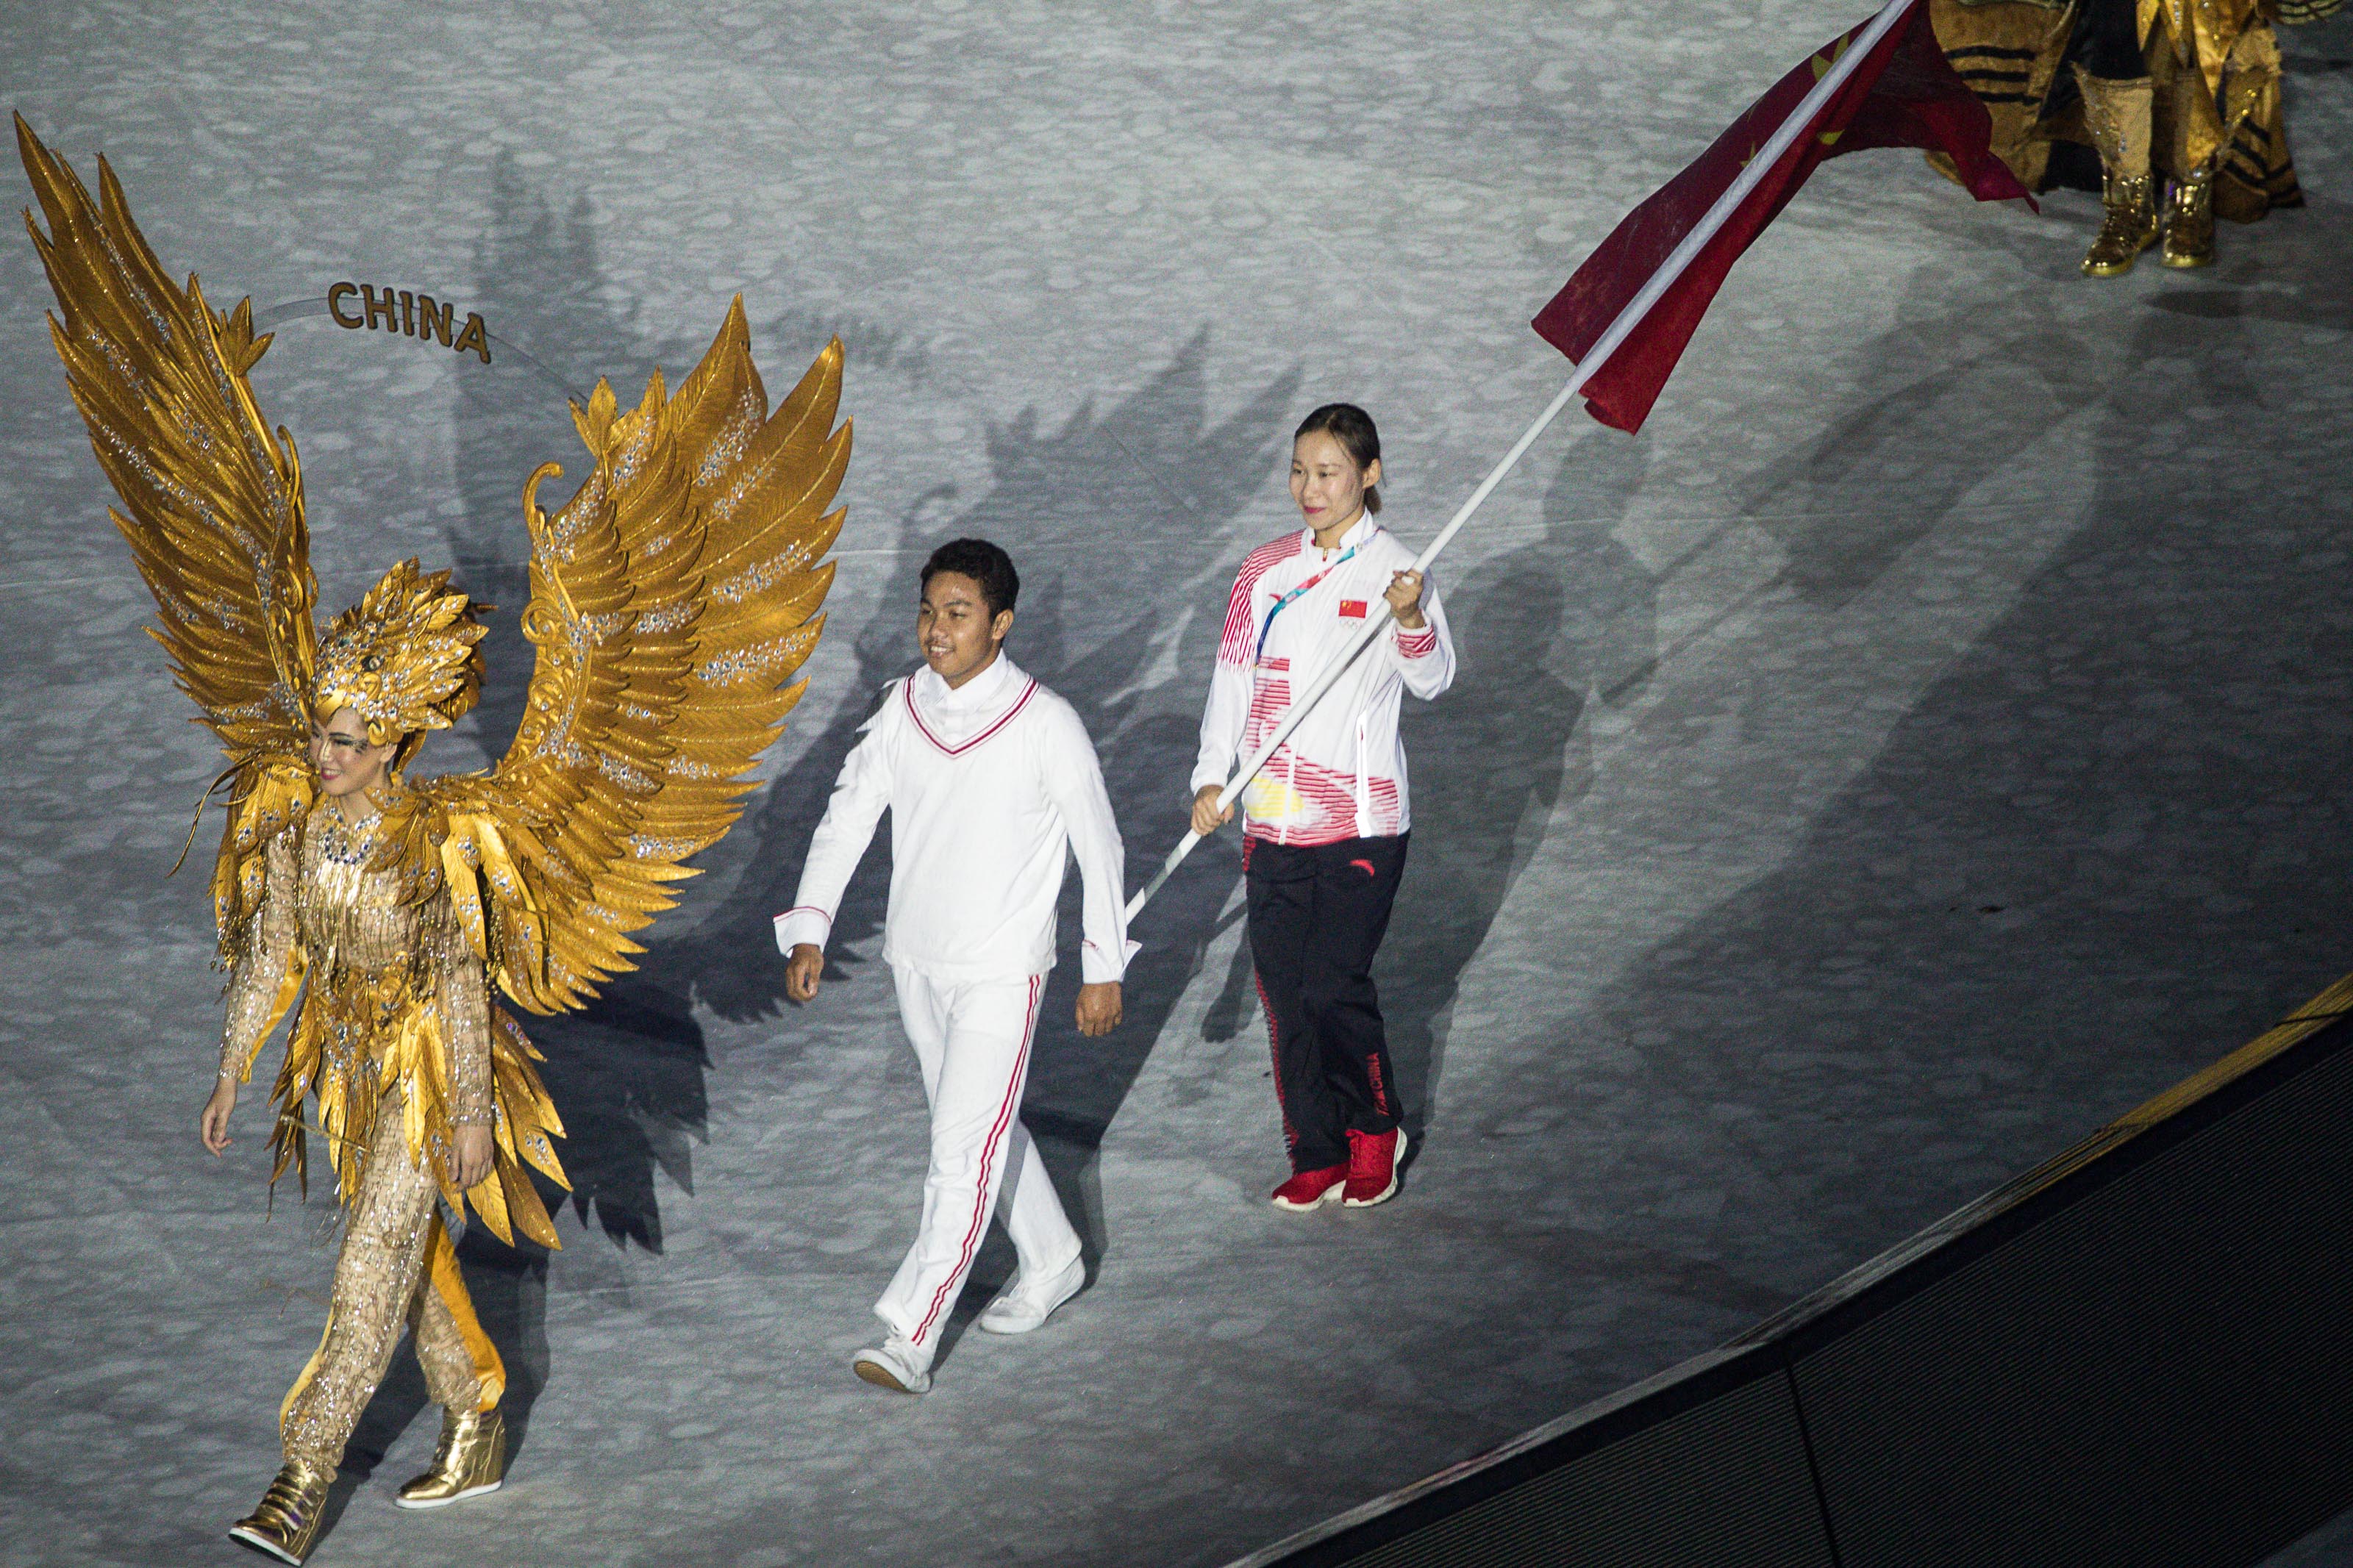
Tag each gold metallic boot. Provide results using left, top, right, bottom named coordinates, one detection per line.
left=227, top=1458, right=335, bottom=1566
left=2074, top=70, right=2159, bottom=277
left=2084, top=172, right=2160, bottom=276
left=2161, top=168, right=2215, bottom=268
left=393, top=1406, right=507, bottom=1509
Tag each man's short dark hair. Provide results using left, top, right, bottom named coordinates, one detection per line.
left=920, top=538, right=1020, bottom=620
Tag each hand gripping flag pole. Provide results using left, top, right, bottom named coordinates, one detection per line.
left=1125, top=0, right=1972, bottom=923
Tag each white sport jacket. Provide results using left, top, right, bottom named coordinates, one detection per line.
left=776, top=653, right=1137, bottom=984
left=1191, top=516, right=1456, bottom=847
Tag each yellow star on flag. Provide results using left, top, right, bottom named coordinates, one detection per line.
left=1810, top=35, right=1854, bottom=146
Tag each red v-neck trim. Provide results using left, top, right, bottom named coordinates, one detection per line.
left=904, top=675, right=1038, bottom=756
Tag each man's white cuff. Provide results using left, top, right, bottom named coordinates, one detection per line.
left=1081, top=937, right=1143, bottom=986
left=774, top=907, right=832, bottom=956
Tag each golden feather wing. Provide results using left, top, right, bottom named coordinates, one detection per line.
left=427, top=300, right=849, bottom=1014
left=16, top=116, right=318, bottom=963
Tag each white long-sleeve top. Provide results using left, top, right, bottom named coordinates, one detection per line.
left=775, top=653, right=1138, bottom=985
left=1192, top=515, right=1456, bottom=846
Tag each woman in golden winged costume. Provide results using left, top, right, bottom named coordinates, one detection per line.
left=17, top=116, right=851, bottom=1565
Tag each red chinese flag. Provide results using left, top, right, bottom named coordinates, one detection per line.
left=1532, top=0, right=2029, bottom=434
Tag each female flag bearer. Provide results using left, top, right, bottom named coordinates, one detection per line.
left=1191, top=404, right=1455, bottom=1214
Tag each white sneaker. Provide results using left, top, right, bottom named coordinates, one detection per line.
left=851, top=1334, right=932, bottom=1394
left=975, top=1253, right=1087, bottom=1336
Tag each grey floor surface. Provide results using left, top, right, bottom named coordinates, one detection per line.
left=4, top=1, right=2352, bottom=1564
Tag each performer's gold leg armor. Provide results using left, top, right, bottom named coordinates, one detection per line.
left=394, top=1406, right=508, bottom=1508
left=227, top=1458, right=335, bottom=1566
left=2161, top=167, right=2216, bottom=268
left=277, top=1093, right=501, bottom=1474
left=2074, top=69, right=2159, bottom=277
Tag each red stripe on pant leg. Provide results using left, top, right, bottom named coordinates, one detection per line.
left=913, top=975, right=1041, bottom=1347
left=1255, top=969, right=1299, bottom=1153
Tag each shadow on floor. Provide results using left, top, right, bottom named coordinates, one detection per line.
left=1375, top=431, right=1660, bottom=1145
left=1551, top=193, right=2353, bottom=1289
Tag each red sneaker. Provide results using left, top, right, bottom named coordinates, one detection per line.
left=1343, top=1126, right=1406, bottom=1207
left=1271, top=1164, right=1349, bottom=1211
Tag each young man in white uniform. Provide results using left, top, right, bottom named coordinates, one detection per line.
left=779, top=539, right=1134, bottom=1394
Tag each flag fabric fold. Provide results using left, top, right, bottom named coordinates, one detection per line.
left=1532, top=0, right=2031, bottom=434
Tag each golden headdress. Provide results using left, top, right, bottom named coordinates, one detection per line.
left=310, top=561, right=487, bottom=747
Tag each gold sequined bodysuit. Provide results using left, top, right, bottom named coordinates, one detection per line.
left=218, top=801, right=567, bottom=1466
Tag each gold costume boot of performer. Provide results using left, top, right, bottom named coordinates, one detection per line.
left=2074, top=69, right=2160, bottom=276
left=394, top=1406, right=509, bottom=1509
left=227, top=1458, right=335, bottom=1566
left=2162, top=167, right=2217, bottom=267
left=2084, top=170, right=2159, bottom=276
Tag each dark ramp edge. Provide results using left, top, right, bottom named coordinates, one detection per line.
left=1796, top=1037, right=2353, bottom=1568
left=1235, top=976, right=2353, bottom=1568
left=1337, top=1369, right=1832, bottom=1568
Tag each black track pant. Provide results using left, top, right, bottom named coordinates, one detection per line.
left=1245, top=833, right=1408, bottom=1173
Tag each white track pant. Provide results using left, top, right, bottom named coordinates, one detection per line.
left=878, top=966, right=1083, bottom=1358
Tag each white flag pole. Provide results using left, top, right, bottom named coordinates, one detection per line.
left=1124, top=0, right=1919, bottom=924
